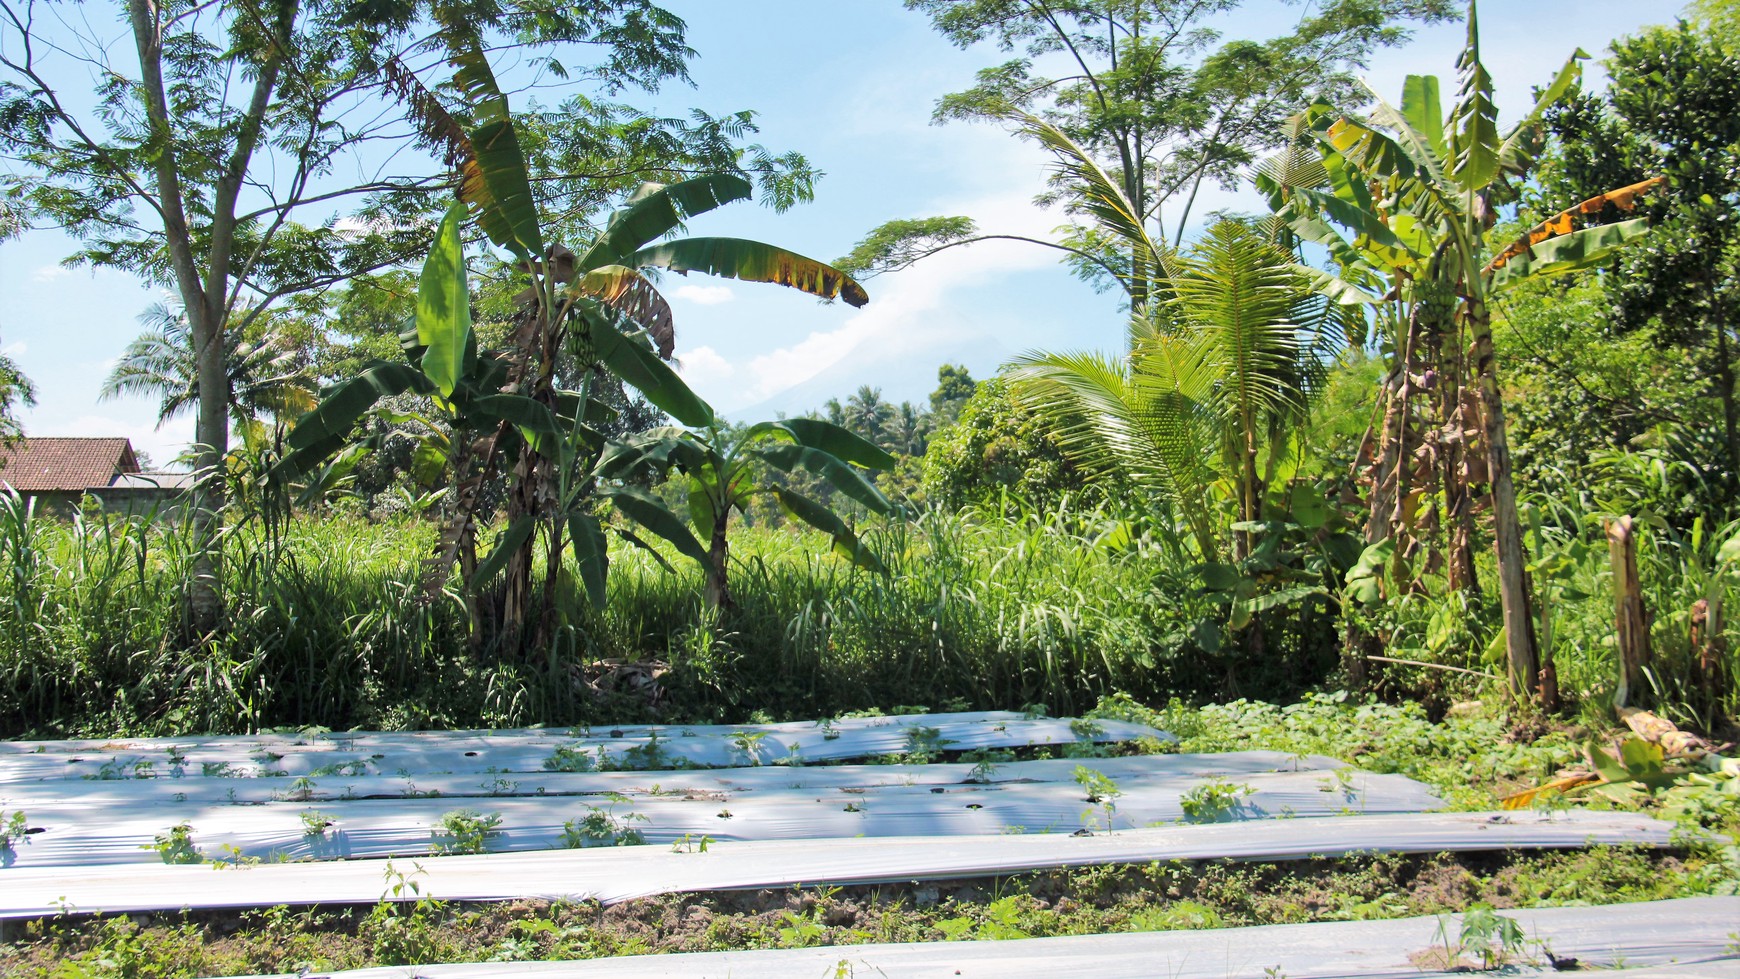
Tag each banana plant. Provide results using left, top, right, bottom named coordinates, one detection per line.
left=283, top=40, right=868, bottom=645
left=1255, top=0, right=1662, bottom=703
left=600, top=418, right=897, bottom=608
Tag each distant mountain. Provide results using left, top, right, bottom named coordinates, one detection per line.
left=730, top=329, right=1013, bottom=421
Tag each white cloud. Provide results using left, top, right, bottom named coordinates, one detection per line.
left=675, top=344, right=736, bottom=386
left=720, top=184, right=1064, bottom=410
left=31, top=265, right=70, bottom=283
left=673, top=284, right=735, bottom=306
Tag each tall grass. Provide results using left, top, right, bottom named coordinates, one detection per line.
left=0, top=491, right=1732, bottom=738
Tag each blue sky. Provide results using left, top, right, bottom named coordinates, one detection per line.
left=0, top=0, right=1684, bottom=464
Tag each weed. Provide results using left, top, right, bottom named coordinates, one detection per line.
left=430, top=809, right=502, bottom=855
left=561, top=794, right=648, bottom=847
left=1075, top=766, right=1122, bottom=833
left=144, top=823, right=203, bottom=864
left=300, top=810, right=335, bottom=838
left=542, top=743, right=595, bottom=773
left=1179, top=779, right=1256, bottom=823
left=730, top=729, right=771, bottom=765
left=670, top=833, right=712, bottom=853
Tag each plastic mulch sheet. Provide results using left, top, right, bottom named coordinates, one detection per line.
left=0, top=810, right=1680, bottom=919
left=209, top=896, right=1740, bottom=979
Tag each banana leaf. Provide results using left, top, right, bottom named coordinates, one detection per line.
left=774, top=487, right=886, bottom=574
left=631, top=237, right=869, bottom=307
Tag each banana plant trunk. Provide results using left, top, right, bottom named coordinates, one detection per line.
left=704, top=514, right=731, bottom=610
left=1467, top=296, right=1542, bottom=701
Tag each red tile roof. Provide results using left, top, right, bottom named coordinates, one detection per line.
left=0, top=438, right=140, bottom=493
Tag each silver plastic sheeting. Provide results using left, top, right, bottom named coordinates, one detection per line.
left=0, top=810, right=1679, bottom=919
left=0, top=765, right=1435, bottom=867
left=0, top=751, right=1347, bottom=809
left=0, top=712, right=1172, bottom=783
left=214, top=897, right=1740, bottom=979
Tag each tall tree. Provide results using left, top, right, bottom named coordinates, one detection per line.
left=886, top=401, right=932, bottom=456
left=1532, top=19, right=1740, bottom=496
left=103, top=302, right=316, bottom=429
left=841, top=0, right=1453, bottom=307
left=0, top=332, right=32, bottom=447
left=0, top=0, right=813, bottom=631
left=929, top=363, right=978, bottom=425
left=844, top=385, right=895, bottom=443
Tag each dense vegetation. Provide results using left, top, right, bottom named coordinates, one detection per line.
left=0, top=0, right=1735, bottom=741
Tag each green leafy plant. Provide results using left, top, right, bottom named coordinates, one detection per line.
left=299, top=810, right=335, bottom=839
left=1075, top=766, right=1123, bottom=833
left=599, top=417, right=898, bottom=608
left=279, top=38, right=868, bottom=648
left=0, top=808, right=28, bottom=852
left=543, top=743, right=595, bottom=773
left=1179, top=779, right=1256, bottom=823
left=1433, top=904, right=1526, bottom=971
left=431, top=809, right=502, bottom=856
left=144, top=823, right=203, bottom=865
left=1262, top=0, right=1662, bottom=700
left=730, top=730, right=771, bottom=765
left=670, top=833, right=712, bottom=853
left=561, top=794, right=648, bottom=847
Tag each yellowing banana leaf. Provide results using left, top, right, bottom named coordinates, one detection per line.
left=631, top=237, right=870, bottom=308
left=570, top=267, right=675, bottom=359
left=1486, top=218, right=1651, bottom=293
left=1487, top=177, right=1662, bottom=272
left=448, top=44, right=543, bottom=260
left=1499, top=772, right=1601, bottom=810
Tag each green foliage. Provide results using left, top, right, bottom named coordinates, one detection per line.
left=921, top=378, right=1094, bottom=513
left=1007, top=220, right=1339, bottom=563
left=1533, top=17, right=1740, bottom=496
left=0, top=807, right=27, bottom=852
left=894, top=0, right=1454, bottom=296
left=431, top=809, right=503, bottom=856
left=561, top=794, right=648, bottom=847
left=144, top=823, right=204, bottom=865
left=0, top=338, right=36, bottom=445
left=1178, top=778, right=1257, bottom=823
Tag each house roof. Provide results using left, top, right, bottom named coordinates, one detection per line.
left=0, top=437, right=141, bottom=493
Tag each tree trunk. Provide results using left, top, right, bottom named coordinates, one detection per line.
left=1712, top=310, right=1739, bottom=496
left=1608, top=515, right=1652, bottom=709
left=127, top=0, right=292, bottom=637
left=1467, top=299, right=1541, bottom=701
left=188, top=300, right=229, bottom=635
left=704, top=512, right=731, bottom=610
